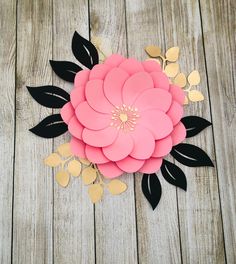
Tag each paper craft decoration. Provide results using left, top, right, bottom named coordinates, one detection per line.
left=27, top=31, right=213, bottom=210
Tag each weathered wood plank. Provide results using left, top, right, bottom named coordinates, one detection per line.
left=162, top=0, right=226, bottom=263
left=13, top=0, right=53, bottom=263
left=52, top=1, right=95, bottom=263
left=89, top=1, right=138, bottom=263
left=125, top=0, right=182, bottom=263
left=0, top=1, right=16, bottom=263
left=200, top=0, right=236, bottom=262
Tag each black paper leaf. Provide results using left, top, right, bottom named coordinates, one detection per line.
left=141, top=173, right=162, bottom=210
left=181, top=116, right=212, bottom=138
left=72, top=31, right=99, bottom=69
left=171, top=143, right=214, bottom=167
left=27, top=85, right=70, bottom=108
left=50, top=60, right=82, bottom=82
left=161, top=159, right=187, bottom=191
left=29, top=114, right=68, bottom=138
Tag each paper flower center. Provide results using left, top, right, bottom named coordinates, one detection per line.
left=110, top=105, right=139, bottom=131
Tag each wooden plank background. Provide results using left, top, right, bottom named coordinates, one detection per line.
left=0, top=0, right=235, bottom=263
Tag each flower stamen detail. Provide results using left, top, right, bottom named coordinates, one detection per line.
left=110, top=105, right=139, bottom=131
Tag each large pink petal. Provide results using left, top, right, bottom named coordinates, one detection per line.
left=116, top=156, right=145, bottom=172
left=119, top=58, right=144, bottom=75
left=97, top=162, right=124, bottom=179
left=85, top=79, right=113, bottom=113
left=74, top=70, right=90, bottom=88
left=122, top=72, right=154, bottom=105
left=134, top=88, right=172, bottom=112
left=102, top=132, right=133, bottom=161
left=152, top=136, right=173, bottom=158
left=104, top=67, right=129, bottom=106
left=104, top=54, right=125, bottom=67
left=139, top=110, right=173, bottom=140
left=70, top=87, right=85, bottom=108
left=169, top=84, right=185, bottom=105
left=76, top=102, right=110, bottom=130
left=60, top=102, right=74, bottom=124
left=82, top=126, right=118, bottom=147
left=130, top=125, right=155, bottom=159
left=85, top=145, right=109, bottom=164
left=142, top=60, right=161, bottom=73
left=150, top=72, right=169, bottom=90
left=171, top=122, right=186, bottom=146
left=89, top=64, right=110, bottom=80
left=167, top=101, right=183, bottom=126
left=70, top=137, right=86, bottom=158
left=139, top=157, right=163, bottom=173
left=68, top=116, right=83, bottom=140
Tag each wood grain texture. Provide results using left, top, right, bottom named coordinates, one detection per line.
left=89, top=1, right=138, bottom=263
left=52, top=1, right=95, bottom=263
left=125, top=0, right=182, bottom=263
left=13, top=0, right=53, bottom=263
left=162, top=0, right=225, bottom=263
left=200, top=0, right=236, bottom=262
left=0, top=1, right=16, bottom=263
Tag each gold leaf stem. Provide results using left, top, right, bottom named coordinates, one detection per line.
left=159, top=55, right=166, bottom=69
left=93, top=164, right=105, bottom=186
left=183, top=85, right=192, bottom=92
left=60, top=156, right=73, bottom=169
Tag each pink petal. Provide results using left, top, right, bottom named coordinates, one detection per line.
left=122, top=72, right=154, bottom=105
left=150, top=72, right=169, bottom=90
left=171, top=122, right=186, bottom=145
left=89, top=64, right=110, bottom=80
left=152, top=136, right=173, bottom=158
left=60, top=102, right=74, bottom=124
left=97, top=162, right=124, bottom=179
left=85, top=79, right=113, bottom=113
left=142, top=60, right=161, bottom=73
left=134, top=88, right=172, bottom=112
left=85, top=145, right=109, bottom=164
left=130, top=125, right=155, bottom=159
left=104, top=67, right=129, bottom=106
left=104, top=54, right=125, bottom=67
left=70, top=87, right=85, bottom=108
left=139, top=157, right=163, bottom=173
left=70, top=137, right=86, bottom=158
left=140, top=110, right=173, bottom=140
left=68, top=116, right=83, bottom=140
left=102, top=132, right=134, bottom=161
left=167, top=101, right=183, bottom=126
left=116, top=156, right=145, bottom=172
left=119, top=58, right=144, bottom=75
left=169, top=84, right=185, bottom=105
left=74, top=70, right=90, bottom=88
left=82, top=126, right=118, bottom=147
left=76, top=102, right=110, bottom=130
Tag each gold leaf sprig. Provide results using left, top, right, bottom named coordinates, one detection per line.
left=44, top=143, right=127, bottom=203
left=91, top=36, right=113, bottom=63
left=145, top=45, right=204, bottom=104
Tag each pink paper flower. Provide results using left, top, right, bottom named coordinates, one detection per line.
left=61, top=54, right=186, bottom=178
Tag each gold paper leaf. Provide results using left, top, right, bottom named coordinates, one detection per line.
left=79, top=158, right=91, bottom=165
left=164, top=63, right=179, bottom=77
left=184, top=95, right=189, bottom=105
left=82, top=167, right=97, bottom=185
left=88, top=184, right=103, bottom=203
left=174, top=73, right=187, bottom=88
left=44, top=153, right=61, bottom=167
left=165, top=47, right=179, bottom=62
left=188, top=90, right=204, bottom=102
left=56, top=170, right=70, bottom=187
left=145, top=58, right=161, bottom=64
left=57, top=143, right=72, bottom=158
left=145, top=45, right=161, bottom=57
left=107, top=179, right=127, bottom=195
left=188, top=70, right=200, bottom=86
left=67, top=160, right=81, bottom=177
